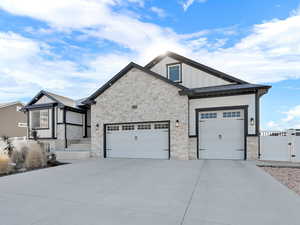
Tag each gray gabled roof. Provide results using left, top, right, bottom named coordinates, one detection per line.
left=45, top=91, right=77, bottom=108
left=179, top=84, right=271, bottom=97
left=24, top=90, right=87, bottom=111
left=145, top=51, right=249, bottom=85
left=83, top=62, right=189, bottom=104
left=0, top=101, right=24, bottom=109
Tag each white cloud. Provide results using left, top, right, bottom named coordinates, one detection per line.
left=0, top=0, right=187, bottom=59
left=267, top=121, right=279, bottom=128
left=189, top=13, right=300, bottom=83
left=0, top=32, right=131, bottom=101
left=282, top=105, right=300, bottom=122
left=181, top=0, right=207, bottom=11
left=290, top=3, right=300, bottom=16
left=264, top=105, right=300, bottom=130
left=0, top=0, right=300, bottom=102
left=150, top=6, right=166, bottom=18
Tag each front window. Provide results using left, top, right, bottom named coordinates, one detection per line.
left=31, top=109, right=49, bottom=129
left=167, top=64, right=181, bottom=82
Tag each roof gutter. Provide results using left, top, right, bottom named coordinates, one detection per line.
left=179, top=86, right=272, bottom=98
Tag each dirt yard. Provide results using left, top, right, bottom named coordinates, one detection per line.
left=262, top=166, right=300, bottom=195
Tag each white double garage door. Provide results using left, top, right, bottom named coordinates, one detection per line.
left=105, top=122, right=170, bottom=159
left=104, top=109, right=245, bottom=160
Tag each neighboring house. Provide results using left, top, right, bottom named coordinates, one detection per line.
left=0, top=102, right=27, bottom=137
left=83, top=51, right=271, bottom=160
left=22, top=91, right=91, bottom=151
left=24, top=51, right=271, bottom=160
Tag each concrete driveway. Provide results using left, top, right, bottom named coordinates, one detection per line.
left=0, top=159, right=299, bottom=225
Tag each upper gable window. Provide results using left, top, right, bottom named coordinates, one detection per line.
left=167, top=64, right=181, bottom=82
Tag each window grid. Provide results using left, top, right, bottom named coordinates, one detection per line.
left=154, top=123, right=169, bottom=129
left=201, top=113, right=217, bottom=119
left=223, top=111, right=241, bottom=118
left=31, top=109, right=49, bottom=129
left=122, top=125, right=135, bottom=130
left=107, top=125, right=119, bottom=131
left=137, top=124, right=151, bottom=130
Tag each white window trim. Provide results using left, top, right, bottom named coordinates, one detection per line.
left=31, top=109, right=49, bottom=129
left=167, top=63, right=182, bottom=83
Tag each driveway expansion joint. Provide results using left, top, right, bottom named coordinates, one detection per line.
left=180, top=161, right=206, bottom=225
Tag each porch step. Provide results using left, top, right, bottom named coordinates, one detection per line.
left=69, top=138, right=91, bottom=145
left=67, top=143, right=91, bottom=151
left=76, top=138, right=91, bottom=144
left=55, top=151, right=91, bottom=160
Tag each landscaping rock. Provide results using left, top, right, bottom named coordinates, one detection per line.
left=262, top=166, right=300, bottom=195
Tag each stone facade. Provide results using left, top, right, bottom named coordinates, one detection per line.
left=247, top=136, right=259, bottom=160
left=91, top=67, right=189, bottom=160
left=188, top=137, right=197, bottom=160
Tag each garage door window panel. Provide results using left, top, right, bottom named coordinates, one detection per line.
left=223, top=111, right=241, bottom=118
left=154, top=123, right=169, bottom=129
left=137, top=124, right=151, bottom=130
left=107, top=125, right=119, bottom=131
left=201, top=113, right=217, bottom=119
left=122, top=125, right=135, bottom=130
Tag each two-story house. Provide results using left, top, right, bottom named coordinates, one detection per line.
left=22, top=91, right=91, bottom=152
left=0, top=101, right=27, bottom=137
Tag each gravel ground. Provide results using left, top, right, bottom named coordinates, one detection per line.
left=262, top=166, right=300, bottom=195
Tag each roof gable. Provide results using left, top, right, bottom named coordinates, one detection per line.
left=83, top=62, right=188, bottom=104
left=25, top=90, right=78, bottom=108
left=26, top=90, right=60, bottom=106
left=145, top=51, right=248, bottom=85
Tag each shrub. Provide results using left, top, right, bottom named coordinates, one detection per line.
left=25, top=143, right=47, bottom=170
left=11, top=146, right=28, bottom=169
left=0, top=155, right=12, bottom=175
left=1, top=136, right=14, bottom=157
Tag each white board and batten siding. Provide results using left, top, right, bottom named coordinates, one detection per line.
left=66, top=111, right=83, bottom=124
left=189, top=94, right=256, bottom=136
left=66, top=110, right=85, bottom=139
left=150, top=56, right=234, bottom=89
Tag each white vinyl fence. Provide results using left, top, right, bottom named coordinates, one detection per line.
left=260, top=130, right=300, bottom=162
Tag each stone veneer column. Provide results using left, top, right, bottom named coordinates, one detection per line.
left=246, top=136, right=259, bottom=160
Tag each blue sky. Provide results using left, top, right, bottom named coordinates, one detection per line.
left=0, top=0, right=300, bottom=130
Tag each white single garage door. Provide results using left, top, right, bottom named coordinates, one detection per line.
left=105, top=122, right=169, bottom=159
left=198, top=109, right=245, bottom=160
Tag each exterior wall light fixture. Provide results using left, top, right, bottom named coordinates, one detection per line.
left=175, top=120, right=179, bottom=128
left=250, top=118, right=255, bottom=126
